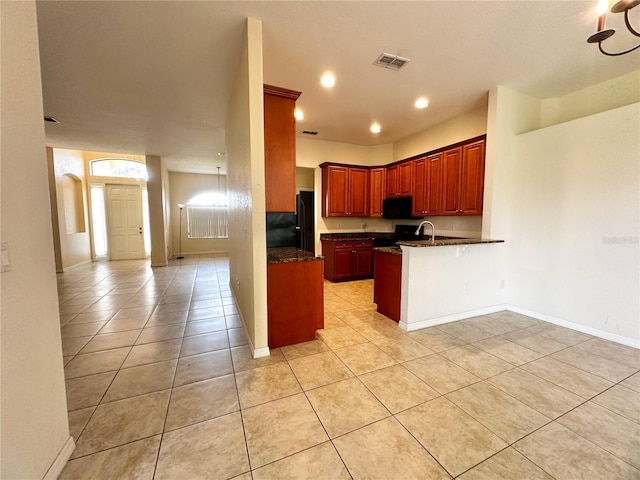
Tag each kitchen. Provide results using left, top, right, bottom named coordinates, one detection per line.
left=268, top=95, right=505, bottom=349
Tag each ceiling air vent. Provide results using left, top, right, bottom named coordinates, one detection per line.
left=302, top=130, right=318, bottom=135
left=44, top=116, right=60, bottom=123
left=374, top=53, right=411, bottom=71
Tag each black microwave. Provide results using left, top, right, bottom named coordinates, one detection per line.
left=382, top=197, right=421, bottom=219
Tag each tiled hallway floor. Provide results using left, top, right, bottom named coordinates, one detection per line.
left=58, top=255, right=640, bottom=479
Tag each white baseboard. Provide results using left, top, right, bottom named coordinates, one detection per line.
left=61, top=259, right=92, bottom=272
left=43, top=435, right=75, bottom=480
left=507, top=305, right=640, bottom=349
left=230, top=284, right=270, bottom=359
left=172, top=250, right=229, bottom=257
left=399, top=304, right=507, bottom=332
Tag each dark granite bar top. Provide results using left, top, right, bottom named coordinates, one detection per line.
left=373, top=246, right=402, bottom=256
left=397, top=238, right=504, bottom=248
left=320, top=232, right=395, bottom=242
left=267, top=247, right=323, bottom=264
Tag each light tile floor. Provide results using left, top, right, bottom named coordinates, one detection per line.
left=58, top=255, right=640, bottom=479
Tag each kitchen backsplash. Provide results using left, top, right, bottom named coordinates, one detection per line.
left=320, top=215, right=483, bottom=237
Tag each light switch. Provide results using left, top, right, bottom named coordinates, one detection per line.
left=1, top=242, right=11, bottom=273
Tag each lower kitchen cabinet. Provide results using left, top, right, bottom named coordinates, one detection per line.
left=267, top=259, right=324, bottom=348
left=373, top=250, right=401, bottom=322
left=322, top=240, right=374, bottom=282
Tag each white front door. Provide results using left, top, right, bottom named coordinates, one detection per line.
left=106, top=184, right=144, bottom=260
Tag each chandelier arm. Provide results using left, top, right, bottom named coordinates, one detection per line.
left=598, top=40, right=640, bottom=55
left=624, top=9, right=640, bottom=36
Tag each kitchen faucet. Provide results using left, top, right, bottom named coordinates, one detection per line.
left=415, top=221, right=435, bottom=241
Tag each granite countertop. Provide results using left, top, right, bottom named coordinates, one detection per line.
left=373, top=246, right=402, bottom=256
left=397, top=238, right=505, bottom=248
left=267, top=247, right=323, bottom=264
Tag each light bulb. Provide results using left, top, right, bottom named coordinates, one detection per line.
left=320, top=73, right=336, bottom=88
left=595, top=0, right=609, bottom=15
left=294, top=109, right=304, bottom=121
left=415, top=98, right=429, bottom=109
left=370, top=123, right=381, bottom=134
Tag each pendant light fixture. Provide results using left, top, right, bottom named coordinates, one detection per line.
left=587, top=0, right=640, bottom=56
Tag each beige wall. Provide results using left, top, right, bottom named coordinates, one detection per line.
left=52, top=148, right=92, bottom=269
left=169, top=172, right=229, bottom=254
left=146, top=155, right=168, bottom=266
left=392, top=106, right=488, bottom=161
left=226, top=18, right=269, bottom=356
left=486, top=81, right=640, bottom=345
left=0, top=2, right=73, bottom=478
left=510, top=102, right=639, bottom=343
left=295, top=167, right=314, bottom=190
left=540, top=70, right=640, bottom=128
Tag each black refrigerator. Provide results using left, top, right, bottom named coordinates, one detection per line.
left=296, top=191, right=315, bottom=253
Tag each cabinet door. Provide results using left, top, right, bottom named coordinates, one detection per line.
left=369, top=168, right=386, bottom=217
left=460, top=140, right=485, bottom=215
left=348, top=167, right=369, bottom=217
left=441, top=147, right=462, bottom=215
left=398, top=162, right=413, bottom=196
left=412, top=157, right=426, bottom=216
left=322, top=165, right=349, bottom=217
left=386, top=165, right=399, bottom=198
left=425, top=152, right=443, bottom=215
left=353, top=246, right=373, bottom=277
left=333, top=247, right=354, bottom=280
left=264, top=93, right=296, bottom=212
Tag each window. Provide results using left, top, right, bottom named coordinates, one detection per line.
left=90, top=184, right=108, bottom=256
left=185, top=191, right=228, bottom=239
left=90, top=158, right=147, bottom=180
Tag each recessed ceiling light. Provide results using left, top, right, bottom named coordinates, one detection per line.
left=415, top=98, right=429, bottom=109
left=217, top=152, right=226, bottom=156
left=294, top=109, right=304, bottom=121
left=370, top=123, right=381, bottom=134
left=321, top=73, right=336, bottom=88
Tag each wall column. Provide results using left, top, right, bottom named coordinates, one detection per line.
left=146, top=155, right=168, bottom=266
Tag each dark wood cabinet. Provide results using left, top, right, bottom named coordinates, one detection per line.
left=320, top=136, right=484, bottom=219
left=442, top=146, right=463, bottom=215
left=322, top=240, right=374, bottom=282
left=267, top=259, right=324, bottom=348
left=264, top=85, right=301, bottom=212
left=373, top=250, right=401, bottom=322
left=369, top=167, right=386, bottom=217
left=386, top=162, right=412, bottom=198
left=441, top=140, right=485, bottom=216
left=321, top=164, right=369, bottom=217
left=412, top=152, right=443, bottom=217
left=460, top=140, right=486, bottom=215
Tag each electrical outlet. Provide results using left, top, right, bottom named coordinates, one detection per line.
left=500, top=279, right=505, bottom=289
left=451, top=223, right=456, bottom=230
left=463, top=284, right=468, bottom=294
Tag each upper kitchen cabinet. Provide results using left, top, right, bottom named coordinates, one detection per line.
left=369, top=167, right=386, bottom=217
left=264, top=85, right=301, bottom=212
left=412, top=153, right=442, bottom=217
left=386, top=161, right=413, bottom=198
left=321, top=164, right=369, bottom=217
left=441, top=138, right=486, bottom=215
left=460, top=140, right=486, bottom=214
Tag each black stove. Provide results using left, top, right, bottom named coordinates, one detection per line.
left=373, top=224, right=424, bottom=247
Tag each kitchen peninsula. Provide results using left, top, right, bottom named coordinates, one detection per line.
left=374, top=237, right=506, bottom=331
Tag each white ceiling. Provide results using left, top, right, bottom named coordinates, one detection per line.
left=36, top=1, right=640, bottom=174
